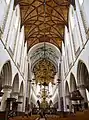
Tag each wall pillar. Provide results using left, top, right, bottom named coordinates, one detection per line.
left=65, top=95, right=70, bottom=112
left=28, top=80, right=32, bottom=105
left=11, top=92, right=19, bottom=101
left=57, top=83, right=61, bottom=111
left=75, top=0, right=87, bottom=45
left=0, top=85, right=12, bottom=111
left=78, top=85, right=87, bottom=102
left=18, top=96, right=24, bottom=112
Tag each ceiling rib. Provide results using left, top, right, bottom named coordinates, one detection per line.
left=15, top=0, right=70, bottom=50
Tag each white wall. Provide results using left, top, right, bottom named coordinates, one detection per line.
left=62, top=0, right=89, bottom=111
left=0, top=1, right=28, bottom=112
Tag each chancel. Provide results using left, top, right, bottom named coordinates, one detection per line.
left=0, top=0, right=89, bottom=120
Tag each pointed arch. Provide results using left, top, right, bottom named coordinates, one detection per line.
left=0, top=60, right=12, bottom=87
left=12, top=73, right=19, bottom=93
left=70, top=73, right=77, bottom=92
left=77, top=60, right=89, bottom=92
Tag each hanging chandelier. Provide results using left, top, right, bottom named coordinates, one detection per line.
left=33, top=59, right=56, bottom=85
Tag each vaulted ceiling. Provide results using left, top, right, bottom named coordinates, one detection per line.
left=14, top=0, right=74, bottom=87
left=15, top=0, right=71, bottom=50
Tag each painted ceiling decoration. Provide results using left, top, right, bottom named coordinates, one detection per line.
left=30, top=46, right=59, bottom=61
left=33, top=59, right=56, bottom=85
left=14, top=0, right=73, bottom=50
left=28, top=43, right=61, bottom=72
left=30, top=45, right=59, bottom=68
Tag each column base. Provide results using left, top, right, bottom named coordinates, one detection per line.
left=0, top=111, right=6, bottom=120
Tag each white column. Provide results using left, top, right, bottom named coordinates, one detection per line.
left=65, top=95, right=70, bottom=112
left=58, top=85, right=61, bottom=111
left=0, top=85, right=12, bottom=111
left=18, top=96, right=24, bottom=112
left=28, top=80, right=32, bottom=105
left=63, top=96, right=67, bottom=112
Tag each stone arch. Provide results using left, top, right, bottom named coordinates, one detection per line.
left=0, top=60, right=12, bottom=111
left=11, top=73, right=19, bottom=100
left=0, top=60, right=12, bottom=87
left=77, top=60, right=89, bottom=102
left=77, top=60, right=89, bottom=91
left=12, top=73, right=19, bottom=93
left=70, top=73, right=77, bottom=93
left=28, top=42, right=61, bottom=70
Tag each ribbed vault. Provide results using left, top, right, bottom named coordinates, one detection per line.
left=14, top=0, right=72, bottom=50
left=28, top=42, right=60, bottom=85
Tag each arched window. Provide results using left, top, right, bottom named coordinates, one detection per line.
left=70, top=6, right=75, bottom=30
left=65, top=26, right=72, bottom=66
left=80, top=0, right=89, bottom=32
left=79, top=0, right=83, bottom=6
left=17, top=26, right=24, bottom=66
left=9, top=5, right=19, bottom=55
left=69, top=5, right=80, bottom=54
left=5, top=0, right=10, bottom=5
left=0, top=0, right=8, bottom=30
